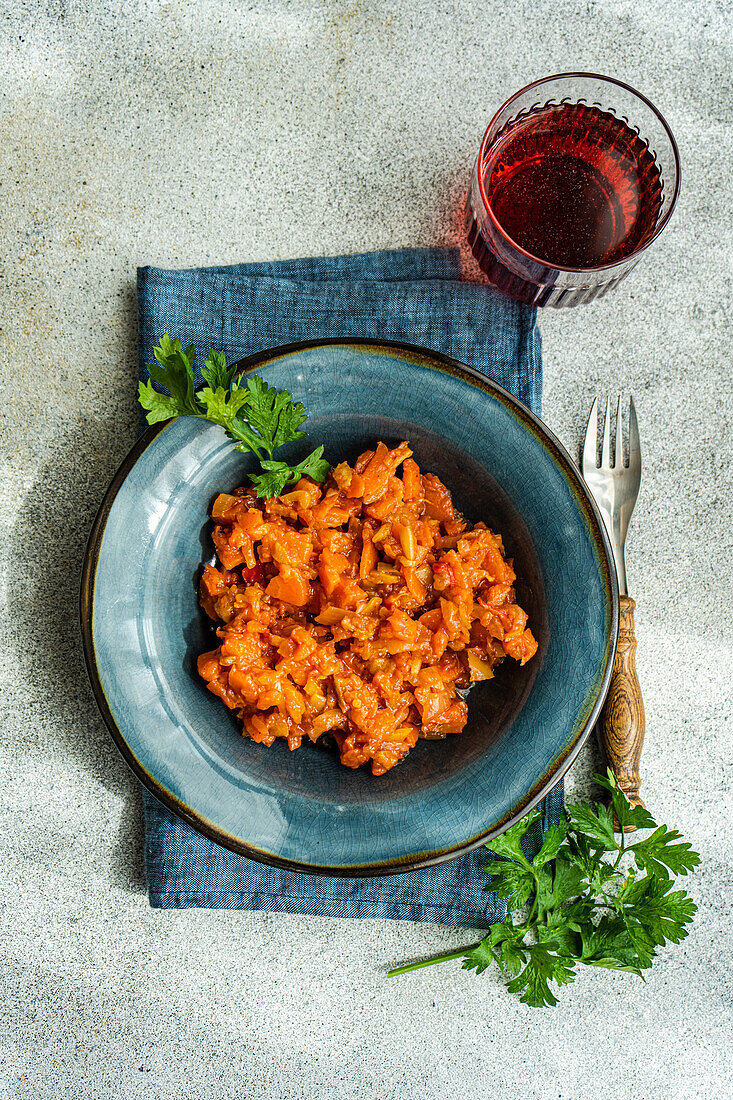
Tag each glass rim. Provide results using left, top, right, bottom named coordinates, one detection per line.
left=476, top=71, right=682, bottom=276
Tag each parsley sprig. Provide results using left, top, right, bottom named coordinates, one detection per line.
left=138, top=334, right=330, bottom=497
left=388, top=770, right=699, bottom=1007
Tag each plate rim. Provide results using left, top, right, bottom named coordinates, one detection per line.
left=80, top=338, right=619, bottom=876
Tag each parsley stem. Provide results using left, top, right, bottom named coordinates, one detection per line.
left=611, top=825, right=627, bottom=871
left=525, top=873, right=541, bottom=928
left=387, top=945, right=480, bottom=976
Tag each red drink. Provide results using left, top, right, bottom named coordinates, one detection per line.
left=466, top=77, right=679, bottom=307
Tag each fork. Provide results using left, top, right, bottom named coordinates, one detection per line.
left=582, top=396, right=645, bottom=824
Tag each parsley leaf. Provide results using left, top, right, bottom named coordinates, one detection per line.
left=387, top=769, right=700, bottom=1007
left=486, top=808, right=540, bottom=866
left=143, top=334, right=202, bottom=418
left=137, top=381, right=185, bottom=425
left=594, top=770, right=657, bottom=832
left=197, top=382, right=251, bottom=434
left=506, top=939, right=576, bottom=1008
left=239, top=374, right=308, bottom=458
left=579, top=915, right=649, bottom=975
left=197, top=349, right=251, bottom=434
left=200, top=348, right=238, bottom=392
left=461, top=938, right=499, bottom=976
left=249, top=446, right=331, bottom=498
left=482, top=857, right=535, bottom=912
left=541, top=856, right=588, bottom=908
left=618, top=873, right=697, bottom=947
left=629, top=825, right=702, bottom=878
left=138, top=335, right=330, bottom=497
left=463, top=923, right=518, bottom=975
left=498, top=938, right=527, bottom=978
left=564, top=830, right=618, bottom=893
left=566, top=798, right=617, bottom=852
left=532, top=820, right=569, bottom=867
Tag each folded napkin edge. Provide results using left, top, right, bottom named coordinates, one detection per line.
left=146, top=891, right=503, bottom=928
left=136, top=245, right=463, bottom=283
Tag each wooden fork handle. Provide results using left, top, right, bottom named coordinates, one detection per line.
left=599, top=595, right=646, bottom=830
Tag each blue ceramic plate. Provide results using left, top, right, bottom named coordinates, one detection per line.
left=81, top=340, right=617, bottom=875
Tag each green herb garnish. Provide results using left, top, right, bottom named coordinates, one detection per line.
left=138, top=334, right=330, bottom=497
left=388, top=770, right=699, bottom=1007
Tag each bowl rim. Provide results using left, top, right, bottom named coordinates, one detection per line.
left=80, top=338, right=619, bottom=876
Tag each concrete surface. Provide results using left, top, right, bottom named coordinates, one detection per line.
left=1, top=1, right=731, bottom=1097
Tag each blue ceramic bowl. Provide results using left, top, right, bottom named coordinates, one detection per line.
left=81, top=341, right=617, bottom=875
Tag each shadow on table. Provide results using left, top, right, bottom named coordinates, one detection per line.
left=7, top=282, right=148, bottom=893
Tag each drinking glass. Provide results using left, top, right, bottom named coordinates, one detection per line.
left=465, top=73, right=680, bottom=307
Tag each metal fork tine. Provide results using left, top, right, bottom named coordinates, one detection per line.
left=628, top=396, right=641, bottom=475
left=600, top=396, right=611, bottom=469
left=581, top=393, right=641, bottom=606
left=614, top=395, right=623, bottom=468
left=583, top=397, right=599, bottom=470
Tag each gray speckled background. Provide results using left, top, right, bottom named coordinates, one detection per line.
left=1, top=2, right=731, bottom=1097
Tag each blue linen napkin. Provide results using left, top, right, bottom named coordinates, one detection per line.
left=138, top=247, right=563, bottom=925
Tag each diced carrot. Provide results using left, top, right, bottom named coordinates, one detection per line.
left=402, top=458, right=422, bottom=501
left=318, top=548, right=352, bottom=598
left=266, top=567, right=311, bottom=607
